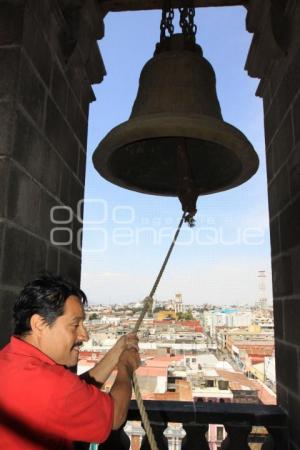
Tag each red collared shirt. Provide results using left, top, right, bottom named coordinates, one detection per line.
left=0, top=337, right=113, bottom=449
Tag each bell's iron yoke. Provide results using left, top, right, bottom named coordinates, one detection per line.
left=92, top=32, right=259, bottom=220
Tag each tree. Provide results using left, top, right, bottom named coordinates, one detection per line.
left=184, top=310, right=194, bottom=320
left=89, top=313, right=98, bottom=320
left=177, top=310, right=194, bottom=321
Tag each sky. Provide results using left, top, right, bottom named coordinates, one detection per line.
left=80, top=5, right=273, bottom=306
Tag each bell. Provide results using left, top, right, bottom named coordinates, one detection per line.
left=93, top=34, right=259, bottom=218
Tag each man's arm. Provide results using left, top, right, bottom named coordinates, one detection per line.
left=79, top=333, right=138, bottom=387
left=109, top=348, right=140, bottom=429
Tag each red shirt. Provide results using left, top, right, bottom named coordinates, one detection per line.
left=0, top=337, right=114, bottom=449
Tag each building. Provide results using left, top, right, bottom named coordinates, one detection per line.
left=174, top=293, right=183, bottom=314
left=256, top=270, right=268, bottom=309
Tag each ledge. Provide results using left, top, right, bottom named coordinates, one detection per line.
left=99, top=0, right=246, bottom=13
left=127, top=400, right=287, bottom=427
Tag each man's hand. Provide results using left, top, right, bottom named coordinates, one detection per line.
left=110, top=348, right=141, bottom=429
left=114, top=333, right=139, bottom=353
left=108, top=333, right=139, bottom=366
left=118, top=348, right=141, bottom=378
left=83, top=333, right=139, bottom=386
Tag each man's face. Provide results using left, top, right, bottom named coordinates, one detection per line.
left=40, top=295, right=89, bottom=367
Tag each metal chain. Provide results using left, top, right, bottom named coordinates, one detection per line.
left=160, top=2, right=197, bottom=41
left=179, top=4, right=197, bottom=37
left=132, top=212, right=186, bottom=450
left=160, top=4, right=174, bottom=40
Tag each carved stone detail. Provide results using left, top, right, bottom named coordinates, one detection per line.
left=245, top=0, right=286, bottom=80
left=59, top=0, right=107, bottom=84
left=245, top=0, right=299, bottom=97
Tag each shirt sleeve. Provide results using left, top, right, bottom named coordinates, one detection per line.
left=47, top=368, right=114, bottom=443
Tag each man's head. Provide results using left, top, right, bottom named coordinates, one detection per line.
left=13, top=275, right=89, bottom=367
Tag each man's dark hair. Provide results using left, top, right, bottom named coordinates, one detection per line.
left=13, top=274, right=88, bottom=336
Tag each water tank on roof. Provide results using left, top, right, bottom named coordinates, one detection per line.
left=218, top=379, right=229, bottom=390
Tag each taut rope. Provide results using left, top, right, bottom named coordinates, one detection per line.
left=132, top=212, right=186, bottom=450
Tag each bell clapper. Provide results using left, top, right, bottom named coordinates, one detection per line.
left=176, top=140, right=198, bottom=227
left=184, top=212, right=196, bottom=227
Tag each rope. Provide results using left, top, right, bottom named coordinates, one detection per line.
left=133, top=212, right=186, bottom=333
left=132, top=372, right=159, bottom=450
left=132, top=212, right=186, bottom=450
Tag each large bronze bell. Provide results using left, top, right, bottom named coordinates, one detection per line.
left=93, top=33, right=259, bottom=218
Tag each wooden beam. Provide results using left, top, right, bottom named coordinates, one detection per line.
left=100, top=0, right=247, bottom=13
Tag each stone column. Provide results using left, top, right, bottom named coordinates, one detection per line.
left=245, top=0, right=300, bottom=448
left=0, top=0, right=106, bottom=346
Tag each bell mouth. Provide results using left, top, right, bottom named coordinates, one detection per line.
left=93, top=113, right=259, bottom=197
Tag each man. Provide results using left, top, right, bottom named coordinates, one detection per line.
left=0, top=275, right=140, bottom=449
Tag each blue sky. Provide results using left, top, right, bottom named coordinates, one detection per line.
left=80, top=6, right=272, bottom=306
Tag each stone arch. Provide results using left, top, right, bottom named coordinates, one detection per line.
left=0, top=1, right=300, bottom=447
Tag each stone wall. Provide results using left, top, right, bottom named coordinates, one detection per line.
left=1, top=1, right=300, bottom=447
left=0, top=0, right=106, bottom=347
left=245, top=1, right=300, bottom=448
